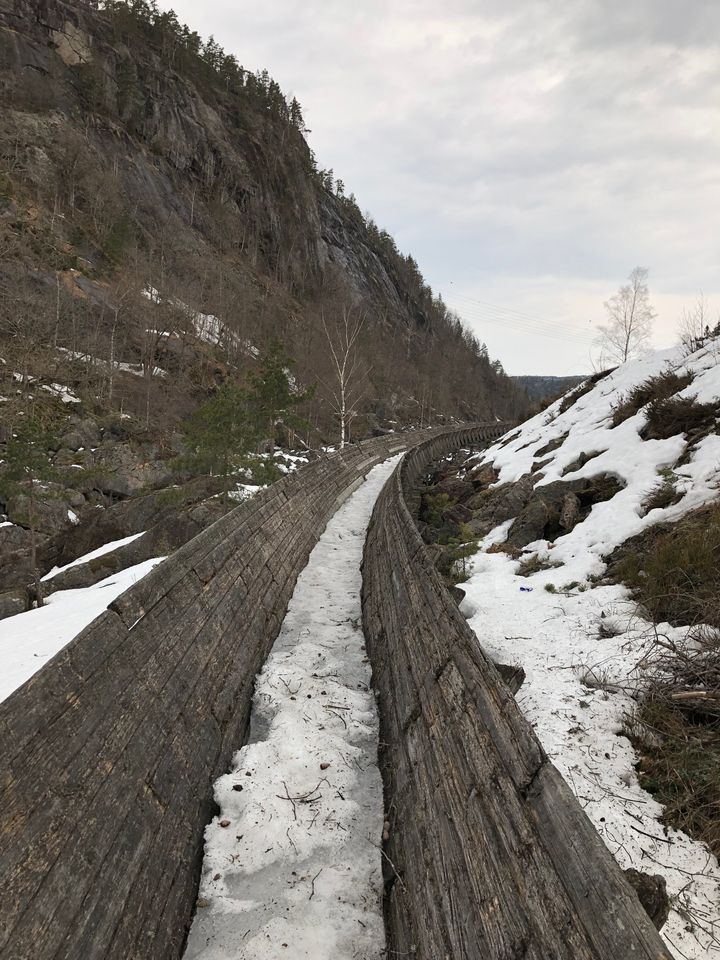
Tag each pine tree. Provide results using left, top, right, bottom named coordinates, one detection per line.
left=289, top=97, right=305, bottom=129
left=246, top=342, right=310, bottom=450
left=0, top=401, right=60, bottom=606
left=183, top=382, right=258, bottom=482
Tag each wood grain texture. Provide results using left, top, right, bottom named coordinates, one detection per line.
left=0, top=428, right=460, bottom=960
left=361, top=428, right=673, bottom=960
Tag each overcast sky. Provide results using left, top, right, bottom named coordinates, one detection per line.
left=158, top=0, right=720, bottom=375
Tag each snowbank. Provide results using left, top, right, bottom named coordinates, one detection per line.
left=461, top=339, right=720, bottom=959
left=0, top=556, right=164, bottom=703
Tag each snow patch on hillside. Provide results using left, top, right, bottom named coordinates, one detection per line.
left=463, top=340, right=720, bottom=959
left=0, top=556, right=164, bottom=704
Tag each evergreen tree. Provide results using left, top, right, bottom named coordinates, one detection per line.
left=0, top=401, right=60, bottom=606
left=289, top=97, right=305, bottom=129
left=246, top=342, right=310, bottom=449
left=183, top=381, right=259, bottom=488
left=183, top=345, right=309, bottom=490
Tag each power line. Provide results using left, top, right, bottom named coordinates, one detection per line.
left=449, top=291, right=595, bottom=332
left=445, top=298, right=598, bottom=346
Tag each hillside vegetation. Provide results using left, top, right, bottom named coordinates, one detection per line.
left=414, top=338, right=720, bottom=959
left=0, top=0, right=526, bottom=610
left=0, top=0, right=524, bottom=436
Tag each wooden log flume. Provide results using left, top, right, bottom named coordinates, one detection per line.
left=0, top=429, right=451, bottom=960
left=361, top=427, right=672, bottom=960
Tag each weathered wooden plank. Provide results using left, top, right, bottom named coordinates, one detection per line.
left=0, top=428, right=463, bottom=959
left=361, top=429, right=673, bottom=960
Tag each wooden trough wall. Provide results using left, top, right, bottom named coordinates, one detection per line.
left=361, top=427, right=672, bottom=960
left=0, top=429, right=449, bottom=960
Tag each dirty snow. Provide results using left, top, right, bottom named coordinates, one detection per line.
left=57, top=346, right=167, bottom=378
left=41, top=382, right=81, bottom=403
left=142, top=286, right=258, bottom=357
left=461, top=339, right=720, bottom=958
left=42, top=531, right=146, bottom=581
left=0, top=556, right=164, bottom=704
left=184, top=457, right=402, bottom=960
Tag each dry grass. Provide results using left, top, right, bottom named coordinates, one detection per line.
left=613, top=501, right=720, bottom=629
left=640, top=468, right=683, bottom=515
left=641, top=394, right=718, bottom=442
left=557, top=368, right=614, bottom=415
left=613, top=501, right=720, bottom=855
left=611, top=370, right=694, bottom=427
left=632, top=646, right=720, bottom=857
left=516, top=552, right=561, bottom=577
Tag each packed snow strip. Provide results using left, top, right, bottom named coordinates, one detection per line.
left=461, top=340, right=720, bottom=959
left=143, top=285, right=259, bottom=356
left=0, top=557, right=164, bottom=704
left=57, top=346, right=167, bottom=378
left=184, top=457, right=402, bottom=960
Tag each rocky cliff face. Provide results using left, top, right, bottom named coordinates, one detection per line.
left=1, top=0, right=526, bottom=430
left=0, top=0, right=527, bottom=613
left=2, top=0, right=424, bottom=321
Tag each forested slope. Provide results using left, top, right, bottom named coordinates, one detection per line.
left=0, top=0, right=526, bottom=437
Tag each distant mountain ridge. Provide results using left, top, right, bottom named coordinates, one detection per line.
left=512, top=375, right=585, bottom=403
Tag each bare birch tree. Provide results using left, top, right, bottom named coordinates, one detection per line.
left=677, top=294, right=715, bottom=355
left=320, top=306, right=367, bottom=448
left=598, top=267, right=656, bottom=364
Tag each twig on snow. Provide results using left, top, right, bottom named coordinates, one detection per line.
left=309, top=868, right=323, bottom=900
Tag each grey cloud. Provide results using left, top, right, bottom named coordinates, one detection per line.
left=159, top=0, right=720, bottom=374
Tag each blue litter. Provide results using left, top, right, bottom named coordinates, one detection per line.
left=519, top=586, right=533, bottom=592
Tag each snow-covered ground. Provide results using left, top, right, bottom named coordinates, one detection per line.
left=184, top=457, right=402, bottom=960
left=1, top=452, right=310, bottom=702
left=461, top=339, right=720, bottom=959
left=143, top=285, right=257, bottom=357
left=0, top=555, right=164, bottom=703
left=57, top=346, right=167, bottom=378
left=41, top=531, right=147, bottom=581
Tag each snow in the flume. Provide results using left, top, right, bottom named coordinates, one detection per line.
left=184, top=458, right=401, bottom=960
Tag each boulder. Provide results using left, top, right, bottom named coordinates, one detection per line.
left=466, top=463, right=498, bottom=488
left=57, top=416, right=101, bottom=453
left=52, top=474, right=228, bottom=569
left=6, top=494, right=71, bottom=538
left=472, top=473, right=625, bottom=549
left=433, top=477, right=475, bottom=503
left=0, top=587, right=31, bottom=621
left=65, top=489, right=86, bottom=509
left=559, top=493, right=582, bottom=532
left=0, top=523, right=32, bottom=554
left=59, top=431, right=85, bottom=453
left=534, top=433, right=567, bottom=458
left=466, top=475, right=535, bottom=539
left=507, top=499, right=560, bottom=548
left=53, top=448, right=81, bottom=468
left=623, top=869, right=669, bottom=930
left=442, top=503, right=474, bottom=526
left=93, top=443, right=174, bottom=497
